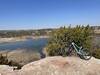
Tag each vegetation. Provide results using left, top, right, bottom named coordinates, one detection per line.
left=0, top=54, right=23, bottom=70
left=0, top=27, right=99, bottom=38
left=45, top=25, right=93, bottom=56
left=0, top=29, right=52, bottom=38
left=92, top=49, right=100, bottom=59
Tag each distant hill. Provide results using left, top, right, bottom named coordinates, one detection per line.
left=0, top=26, right=100, bottom=38
left=91, top=26, right=100, bottom=30
left=91, top=26, right=100, bottom=35
left=0, top=29, right=53, bottom=38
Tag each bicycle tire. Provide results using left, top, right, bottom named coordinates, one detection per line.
left=78, top=49, right=92, bottom=60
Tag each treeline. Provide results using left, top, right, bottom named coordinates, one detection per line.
left=0, top=26, right=99, bottom=38
left=0, top=29, right=53, bottom=38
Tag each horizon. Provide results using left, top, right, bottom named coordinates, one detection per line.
left=0, top=25, right=99, bottom=31
left=0, top=0, right=100, bottom=30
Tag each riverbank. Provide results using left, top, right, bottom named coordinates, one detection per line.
left=0, top=37, right=26, bottom=43
left=0, top=38, right=48, bottom=65
left=0, top=36, right=49, bottom=43
left=0, top=49, right=41, bottom=65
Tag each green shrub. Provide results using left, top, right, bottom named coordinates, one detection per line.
left=45, top=25, right=92, bottom=56
left=8, top=60, right=23, bottom=70
left=0, top=54, right=8, bottom=65
left=92, top=49, right=100, bottom=59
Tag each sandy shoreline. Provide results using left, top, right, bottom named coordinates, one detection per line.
left=0, top=38, right=26, bottom=43
left=0, top=36, right=49, bottom=43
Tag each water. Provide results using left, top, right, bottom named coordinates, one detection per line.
left=0, top=38, right=48, bottom=57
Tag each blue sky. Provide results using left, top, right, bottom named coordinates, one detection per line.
left=0, top=0, right=100, bottom=30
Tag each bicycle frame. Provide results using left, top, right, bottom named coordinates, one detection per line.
left=69, top=42, right=92, bottom=60
left=71, top=42, right=82, bottom=55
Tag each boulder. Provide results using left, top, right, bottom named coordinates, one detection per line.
left=0, top=56, right=100, bottom=75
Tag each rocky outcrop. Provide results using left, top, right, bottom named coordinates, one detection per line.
left=0, top=49, right=41, bottom=65
left=0, top=56, right=100, bottom=75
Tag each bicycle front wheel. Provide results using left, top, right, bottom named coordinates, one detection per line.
left=78, top=49, right=92, bottom=60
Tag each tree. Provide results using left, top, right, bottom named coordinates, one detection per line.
left=45, top=25, right=92, bottom=56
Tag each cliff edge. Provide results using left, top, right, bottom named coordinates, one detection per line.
left=0, top=56, right=100, bottom=75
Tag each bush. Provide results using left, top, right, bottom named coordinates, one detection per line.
left=45, top=25, right=92, bottom=56
left=8, top=60, right=23, bottom=70
left=0, top=54, right=8, bottom=65
left=0, top=54, right=23, bottom=70
left=92, top=49, right=100, bottom=59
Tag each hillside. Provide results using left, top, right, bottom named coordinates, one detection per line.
left=0, top=56, right=100, bottom=75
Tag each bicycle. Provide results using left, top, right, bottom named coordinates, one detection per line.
left=68, top=42, right=92, bottom=60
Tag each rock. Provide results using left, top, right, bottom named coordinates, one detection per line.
left=0, top=49, right=41, bottom=65
left=7, top=49, right=41, bottom=65
left=0, top=56, right=100, bottom=75
left=0, top=65, right=14, bottom=75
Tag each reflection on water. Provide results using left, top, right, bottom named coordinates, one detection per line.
left=0, top=38, right=48, bottom=53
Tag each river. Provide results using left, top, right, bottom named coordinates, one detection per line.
left=0, top=38, right=48, bottom=58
